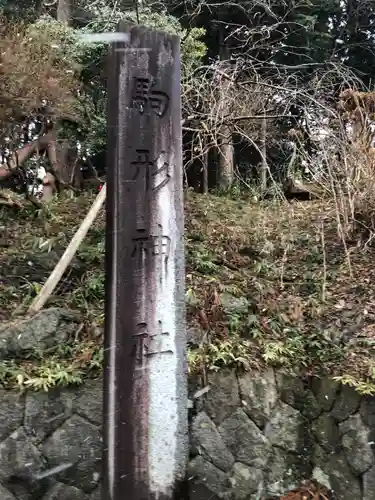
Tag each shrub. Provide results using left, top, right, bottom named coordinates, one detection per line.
left=0, top=15, right=82, bottom=128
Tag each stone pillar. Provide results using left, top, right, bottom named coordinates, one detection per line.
left=104, top=24, right=187, bottom=500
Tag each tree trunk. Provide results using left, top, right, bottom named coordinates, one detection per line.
left=201, top=147, right=208, bottom=194
left=0, top=131, right=55, bottom=180
left=218, top=124, right=234, bottom=189
left=0, top=131, right=59, bottom=203
left=217, top=37, right=234, bottom=190
left=57, top=0, right=72, bottom=25
left=259, top=112, right=268, bottom=193
left=51, top=140, right=83, bottom=189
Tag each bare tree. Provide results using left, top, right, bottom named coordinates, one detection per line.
left=57, top=0, right=73, bottom=24
left=259, top=107, right=267, bottom=193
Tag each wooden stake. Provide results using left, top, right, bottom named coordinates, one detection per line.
left=28, top=184, right=106, bottom=314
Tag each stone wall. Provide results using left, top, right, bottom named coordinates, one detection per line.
left=0, top=308, right=102, bottom=500
left=0, top=379, right=102, bottom=500
left=1, top=370, right=375, bottom=500
left=1, top=309, right=375, bottom=499
left=189, top=369, right=375, bottom=500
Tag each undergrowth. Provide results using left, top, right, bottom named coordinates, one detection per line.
left=0, top=345, right=103, bottom=391
left=2, top=189, right=375, bottom=394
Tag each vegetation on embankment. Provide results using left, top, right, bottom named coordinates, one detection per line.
left=1, top=190, right=375, bottom=393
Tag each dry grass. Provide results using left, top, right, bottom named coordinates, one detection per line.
left=0, top=190, right=104, bottom=322
left=1, top=189, right=375, bottom=391
left=185, top=190, right=375, bottom=389
left=270, top=479, right=334, bottom=499
left=329, top=144, right=375, bottom=246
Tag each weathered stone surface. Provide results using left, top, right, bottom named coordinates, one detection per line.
left=42, top=483, right=88, bottom=500
left=0, top=390, right=25, bottom=441
left=265, top=448, right=311, bottom=498
left=311, top=443, right=326, bottom=466
left=361, top=396, right=375, bottom=430
left=330, top=385, right=360, bottom=422
left=363, top=466, right=375, bottom=500
left=89, top=487, right=101, bottom=500
left=238, top=369, right=278, bottom=428
left=220, top=293, right=249, bottom=315
left=187, top=326, right=205, bottom=347
left=312, top=466, right=331, bottom=491
left=339, top=414, right=373, bottom=475
left=0, top=427, right=44, bottom=481
left=311, top=414, right=340, bottom=453
left=0, top=309, right=78, bottom=358
left=189, top=483, right=221, bottom=500
left=311, top=377, right=339, bottom=412
left=324, top=453, right=361, bottom=500
left=73, top=379, right=102, bottom=426
left=191, top=412, right=234, bottom=472
left=203, top=370, right=241, bottom=425
left=188, top=455, right=230, bottom=498
left=228, top=462, right=264, bottom=500
left=0, top=484, right=16, bottom=500
left=278, top=374, right=320, bottom=420
left=264, top=402, right=305, bottom=453
left=219, top=409, right=271, bottom=470
left=42, top=414, right=101, bottom=492
left=0, top=357, right=372, bottom=500
left=30, top=250, right=82, bottom=275
left=24, top=389, right=74, bottom=443
left=276, top=373, right=304, bottom=395
left=190, top=431, right=199, bottom=458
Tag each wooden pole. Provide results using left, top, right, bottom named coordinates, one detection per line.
left=27, top=184, right=106, bottom=314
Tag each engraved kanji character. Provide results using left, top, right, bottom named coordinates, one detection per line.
left=146, top=320, right=172, bottom=357
left=151, top=224, right=171, bottom=258
left=149, top=89, right=170, bottom=117
left=131, top=226, right=171, bottom=261
left=152, top=152, right=171, bottom=192
left=132, top=321, right=172, bottom=367
left=131, top=77, right=151, bottom=113
left=132, top=322, right=150, bottom=366
left=131, top=76, right=170, bottom=117
left=131, top=150, right=153, bottom=191
left=131, top=229, right=150, bottom=259
left=130, top=150, right=171, bottom=193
